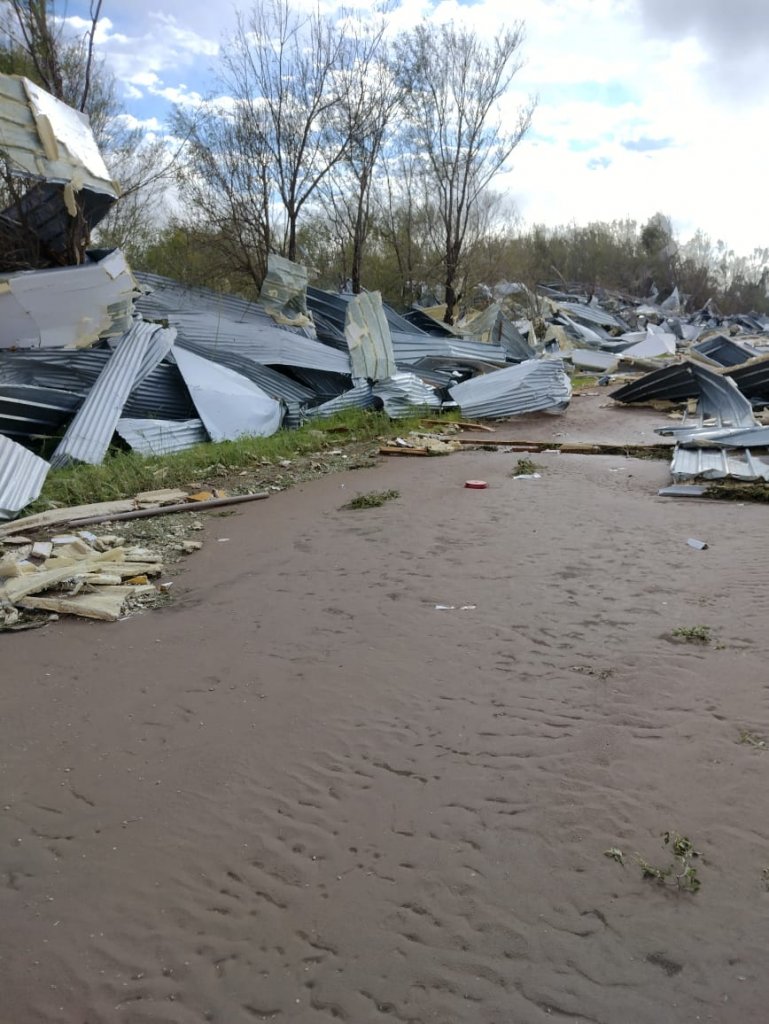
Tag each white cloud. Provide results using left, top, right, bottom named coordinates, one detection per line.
left=80, top=0, right=768, bottom=254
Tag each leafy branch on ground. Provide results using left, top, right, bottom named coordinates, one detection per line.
left=512, top=457, right=540, bottom=476
left=636, top=832, right=701, bottom=893
left=341, top=489, right=400, bottom=510
left=670, top=624, right=712, bottom=644
left=739, top=729, right=766, bottom=749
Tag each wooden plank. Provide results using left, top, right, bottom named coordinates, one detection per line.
left=0, top=499, right=134, bottom=537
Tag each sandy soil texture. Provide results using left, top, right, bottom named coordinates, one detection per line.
left=2, top=439, right=768, bottom=1024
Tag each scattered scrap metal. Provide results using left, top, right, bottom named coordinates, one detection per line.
left=2, top=72, right=769, bottom=542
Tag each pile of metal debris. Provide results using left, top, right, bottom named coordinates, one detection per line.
left=2, top=74, right=769, bottom=525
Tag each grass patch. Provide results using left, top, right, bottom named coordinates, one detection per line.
left=341, top=489, right=400, bottom=510
left=27, top=409, right=457, bottom=513
left=512, top=457, right=540, bottom=476
left=670, top=624, right=712, bottom=643
left=572, top=374, right=599, bottom=391
left=705, top=482, right=769, bottom=503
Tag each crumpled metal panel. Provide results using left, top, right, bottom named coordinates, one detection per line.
left=50, top=322, right=176, bottom=467
left=612, top=362, right=707, bottom=404
left=449, top=359, right=571, bottom=419
left=689, top=362, right=756, bottom=428
left=258, top=254, right=310, bottom=325
left=0, top=434, right=49, bottom=521
left=0, top=74, right=117, bottom=198
left=391, top=332, right=508, bottom=365
left=116, top=418, right=207, bottom=456
left=0, top=249, right=137, bottom=349
left=372, top=373, right=441, bottom=417
left=344, top=292, right=397, bottom=382
left=307, top=287, right=425, bottom=337
left=173, top=347, right=283, bottom=442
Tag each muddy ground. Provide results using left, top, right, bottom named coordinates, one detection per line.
left=2, top=398, right=768, bottom=1024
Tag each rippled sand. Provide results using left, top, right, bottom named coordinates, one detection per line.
left=3, top=439, right=769, bottom=1023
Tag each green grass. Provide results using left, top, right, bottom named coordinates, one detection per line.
left=671, top=625, right=712, bottom=643
left=572, top=374, right=600, bottom=391
left=341, top=489, right=400, bottom=510
left=27, top=408, right=460, bottom=513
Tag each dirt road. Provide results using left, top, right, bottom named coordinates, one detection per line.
left=2, top=440, right=768, bottom=1023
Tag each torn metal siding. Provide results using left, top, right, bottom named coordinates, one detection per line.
left=174, top=341, right=315, bottom=405
left=0, top=75, right=118, bottom=199
left=173, top=347, right=283, bottom=442
left=0, top=250, right=137, bottom=349
left=0, top=434, right=49, bottom=521
left=116, top=418, right=207, bottom=456
left=258, top=253, right=310, bottom=325
left=344, top=292, right=397, bottom=382
left=50, top=322, right=176, bottom=468
left=449, top=359, right=572, bottom=419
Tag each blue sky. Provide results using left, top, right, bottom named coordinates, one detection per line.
left=63, top=0, right=769, bottom=256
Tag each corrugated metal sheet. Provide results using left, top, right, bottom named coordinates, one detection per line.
left=671, top=446, right=769, bottom=482
left=689, top=362, right=756, bottom=427
left=555, top=300, right=626, bottom=330
left=0, top=384, right=81, bottom=438
left=307, top=287, right=425, bottom=337
left=449, top=359, right=572, bottom=419
left=725, top=354, right=769, bottom=399
left=344, top=292, right=397, bottom=382
left=693, top=335, right=757, bottom=367
left=0, top=434, right=49, bottom=521
left=306, top=382, right=375, bottom=419
left=174, top=339, right=315, bottom=404
left=673, top=425, right=769, bottom=448
left=611, top=362, right=703, bottom=404
left=116, top=418, right=207, bottom=456
left=134, top=272, right=267, bottom=324
left=50, top=322, right=175, bottom=467
left=173, top=348, right=283, bottom=441
left=371, top=373, right=441, bottom=417
left=160, top=311, right=351, bottom=375
left=568, top=349, right=617, bottom=372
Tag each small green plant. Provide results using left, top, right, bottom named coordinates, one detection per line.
left=604, top=847, right=624, bottom=865
left=636, top=831, right=701, bottom=893
left=512, top=457, right=540, bottom=477
left=341, top=489, right=400, bottom=510
left=671, top=625, right=712, bottom=644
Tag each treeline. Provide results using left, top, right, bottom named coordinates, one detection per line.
left=2, top=3, right=767, bottom=319
left=133, top=211, right=769, bottom=318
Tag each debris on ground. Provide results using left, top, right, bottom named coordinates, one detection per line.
left=2, top=72, right=769, bottom=623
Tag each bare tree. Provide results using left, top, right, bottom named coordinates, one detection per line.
left=171, top=100, right=274, bottom=290
left=393, top=22, right=534, bottom=323
left=322, top=23, right=401, bottom=292
left=220, top=0, right=351, bottom=263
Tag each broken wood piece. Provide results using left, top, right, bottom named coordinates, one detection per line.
left=379, top=446, right=437, bottom=457
left=18, top=590, right=130, bottom=622
left=64, top=492, right=270, bottom=528
left=135, top=488, right=190, bottom=507
left=421, top=419, right=495, bottom=432
left=0, top=564, right=91, bottom=603
left=0, top=499, right=135, bottom=537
